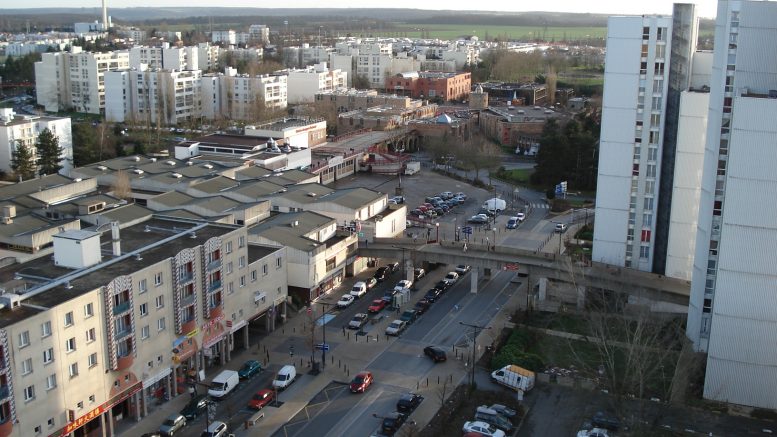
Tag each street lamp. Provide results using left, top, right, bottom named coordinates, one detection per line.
left=317, top=302, right=332, bottom=370
left=492, top=227, right=497, bottom=251
left=435, top=222, right=440, bottom=243
left=460, top=321, right=492, bottom=387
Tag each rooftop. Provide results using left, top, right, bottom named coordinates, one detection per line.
left=251, top=117, right=324, bottom=133
left=0, top=174, right=75, bottom=201
left=186, top=134, right=271, bottom=149
left=247, top=244, right=281, bottom=263
left=248, top=210, right=333, bottom=251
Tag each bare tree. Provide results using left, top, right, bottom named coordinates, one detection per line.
left=111, top=169, right=132, bottom=200
left=458, top=131, right=501, bottom=184
left=546, top=66, right=558, bottom=106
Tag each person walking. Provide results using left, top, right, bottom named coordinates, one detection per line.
left=463, top=243, right=468, bottom=252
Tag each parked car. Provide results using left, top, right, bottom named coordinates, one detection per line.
left=237, top=360, right=262, bottom=379
left=272, top=365, right=297, bottom=390
left=516, top=212, right=526, bottom=222
left=455, top=265, right=471, bottom=274
left=506, top=217, right=520, bottom=229
left=387, top=262, right=401, bottom=273
left=381, top=412, right=408, bottom=436
left=555, top=223, right=568, bottom=233
left=208, top=370, right=239, bottom=399
left=440, top=191, right=454, bottom=199
left=468, top=215, right=488, bottom=224
left=394, top=279, right=413, bottom=291
left=474, top=406, right=514, bottom=433
left=365, top=277, right=378, bottom=289
left=390, top=195, right=405, bottom=204
left=400, top=309, right=418, bottom=325
left=348, top=313, right=369, bottom=329
left=383, top=288, right=398, bottom=302
left=455, top=192, right=467, bottom=200
left=423, top=346, right=447, bottom=362
left=443, top=272, right=459, bottom=285
left=201, top=421, right=228, bottom=437
left=180, top=394, right=209, bottom=420
left=337, top=294, right=355, bottom=308
left=158, top=413, right=186, bottom=436
left=350, top=371, right=374, bottom=393
left=368, top=299, right=388, bottom=313
left=385, top=320, right=407, bottom=336
left=591, top=411, right=620, bottom=431
left=462, top=421, right=505, bottom=437
left=396, top=393, right=423, bottom=413
left=577, top=428, right=610, bottom=437
left=487, top=404, right=517, bottom=418
left=374, top=267, right=390, bottom=282
left=424, top=288, right=442, bottom=302
left=248, top=389, right=275, bottom=410
left=478, top=208, right=495, bottom=217
left=413, top=268, right=426, bottom=280
left=350, top=282, right=368, bottom=298
left=413, top=299, right=431, bottom=314
left=434, top=280, right=449, bottom=291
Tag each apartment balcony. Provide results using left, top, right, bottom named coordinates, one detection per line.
left=182, top=318, right=197, bottom=335
left=0, top=418, right=12, bottom=437
left=207, top=259, right=222, bottom=272
left=208, top=305, right=223, bottom=319
left=115, top=328, right=132, bottom=342
left=113, top=301, right=132, bottom=316
left=0, top=386, right=8, bottom=401
left=116, top=352, right=134, bottom=371
left=180, top=270, right=194, bottom=284
left=181, top=293, right=196, bottom=308
left=207, top=280, right=222, bottom=293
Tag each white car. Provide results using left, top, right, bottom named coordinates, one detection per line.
left=462, top=421, right=505, bottom=437
left=385, top=320, right=407, bottom=336
left=555, top=223, right=568, bottom=233
left=516, top=212, right=526, bottom=222
left=455, top=192, right=467, bottom=200
left=455, top=265, right=471, bottom=274
left=350, top=282, right=368, bottom=298
left=336, top=294, right=355, bottom=308
left=577, top=428, right=610, bottom=437
left=443, top=272, right=459, bottom=285
left=348, top=313, right=369, bottom=329
left=394, top=279, right=413, bottom=291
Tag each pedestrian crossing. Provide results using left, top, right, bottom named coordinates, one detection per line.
left=526, top=203, right=549, bottom=210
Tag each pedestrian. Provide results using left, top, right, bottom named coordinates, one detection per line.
left=463, top=243, right=468, bottom=252
left=342, top=325, right=346, bottom=335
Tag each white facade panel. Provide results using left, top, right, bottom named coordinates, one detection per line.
left=597, top=140, right=635, bottom=179
left=600, top=74, right=640, bottom=110
left=705, top=352, right=777, bottom=409
left=713, top=270, right=777, bottom=323
left=599, top=107, right=637, bottom=146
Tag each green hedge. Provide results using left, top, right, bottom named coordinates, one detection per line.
left=491, top=328, right=545, bottom=371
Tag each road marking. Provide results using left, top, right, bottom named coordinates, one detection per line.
left=323, top=387, right=386, bottom=437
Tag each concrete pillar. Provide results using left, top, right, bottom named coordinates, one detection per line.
left=538, top=278, right=548, bottom=301
left=470, top=268, right=478, bottom=293
left=404, top=259, right=413, bottom=282
left=141, top=386, right=148, bottom=417
left=266, top=311, right=271, bottom=332
left=134, top=391, right=141, bottom=421
left=107, top=409, right=114, bottom=437
left=100, top=410, right=107, bottom=437
left=226, top=335, right=232, bottom=362
left=220, top=339, right=226, bottom=365
left=243, top=324, right=250, bottom=347
left=168, top=372, right=174, bottom=399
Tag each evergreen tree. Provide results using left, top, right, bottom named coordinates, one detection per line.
left=36, top=128, right=64, bottom=175
left=11, top=141, right=36, bottom=181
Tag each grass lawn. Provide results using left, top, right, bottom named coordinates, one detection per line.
left=373, top=24, right=606, bottom=41
left=493, top=168, right=535, bottom=185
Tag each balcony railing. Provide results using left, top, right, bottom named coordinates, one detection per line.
left=114, top=328, right=132, bottom=341
left=207, top=258, right=222, bottom=271
left=113, top=301, right=131, bottom=316
left=0, top=385, right=8, bottom=400
left=181, top=293, right=196, bottom=307
left=180, top=270, right=194, bottom=283
left=208, top=280, right=222, bottom=293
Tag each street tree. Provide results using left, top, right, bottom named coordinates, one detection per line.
left=111, top=170, right=132, bottom=200
left=11, top=141, right=36, bottom=180
left=459, top=132, right=501, bottom=185
left=36, top=128, right=64, bottom=175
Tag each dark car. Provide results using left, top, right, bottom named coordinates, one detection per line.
left=237, top=360, right=262, bottom=379
left=592, top=411, right=621, bottom=431
left=434, top=207, right=445, bottom=216
left=350, top=371, right=374, bottom=393
left=414, top=299, right=431, bottom=315
left=400, top=310, right=418, bottom=325
left=381, top=411, right=408, bottom=435
left=396, top=393, right=423, bottom=413
left=423, top=346, right=447, bottom=362
left=424, top=288, right=442, bottom=302
left=387, top=262, right=400, bottom=273
left=435, top=280, right=450, bottom=291
left=413, top=268, right=425, bottom=280
left=180, top=394, right=209, bottom=420
left=478, top=208, right=496, bottom=217
left=374, top=267, right=390, bottom=282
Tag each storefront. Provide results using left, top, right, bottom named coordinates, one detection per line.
left=51, top=381, right=143, bottom=437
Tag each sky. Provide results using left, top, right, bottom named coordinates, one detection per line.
left=11, top=0, right=720, bottom=19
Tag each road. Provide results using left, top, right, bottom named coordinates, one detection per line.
left=272, top=269, right=519, bottom=437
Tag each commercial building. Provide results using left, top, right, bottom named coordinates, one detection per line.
left=0, top=109, right=73, bottom=175
left=385, top=71, right=471, bottom=102
left=248, top=25, right=270, bottom=45
left=478, top=82, right=548, bottom=106
left=686, top=0, right=777, bottom=410
left=314, top=89, right=420, bottom=113
left=34, top=48, right=130, bottom=114
left=244, top=117, right=327, bottom=149
left=337, top=103, right=437, bottom=134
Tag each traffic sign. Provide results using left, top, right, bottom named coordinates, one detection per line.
left=315, top=343, right=330, bottom=351
left=462, top=226, right=473, bottom=235
left=503, top=263, right=519, bottom=271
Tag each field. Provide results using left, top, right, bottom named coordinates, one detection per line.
left=372, top=24, right=606, bottom=41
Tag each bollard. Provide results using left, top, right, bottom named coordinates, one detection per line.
left=426, top=377, right=428, bottom=387
left=338, top=359, right=341, bottom=368
left=355, top=334, right=358, bottom=343
left=293, top=327, right=295, bottom=333
left=450, top=374, right=453, bottom=382
left=331, top=355, right=334, bottom=364
left=347, top=332, right=350, bottom=341
left=300, top=358, right=303, bottom=367
left=437, top=375, right=440, bottom=385
left=416, top=381, right=419, bottom=389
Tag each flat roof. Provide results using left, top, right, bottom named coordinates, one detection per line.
left=0, top=174, right=75, bottom=201
left=188, top=134, right=269, bottom=148
left=53, top=229, right=99, bottom=241
left=319, top=187, right=385, bottom=209
left=248, top=211, right=332, bottom=251
left=247, top=244, right=281, bottom=263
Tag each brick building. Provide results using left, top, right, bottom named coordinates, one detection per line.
left=386, top=71, right=471, bottom=102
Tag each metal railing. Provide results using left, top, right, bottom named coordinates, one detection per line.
left=112, top=301, right=131, bottom=316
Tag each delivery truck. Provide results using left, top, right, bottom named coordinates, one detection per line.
left=482, top=198, right=507, bottom=213
left=490, top=365, right=535, bottom=392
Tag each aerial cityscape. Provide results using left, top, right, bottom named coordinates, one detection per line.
left=0, top=1, right=773, bottom=436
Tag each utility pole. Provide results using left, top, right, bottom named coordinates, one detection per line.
left=318, top=301, right=332, bottom=369
left=459, top=321, right=492, bottom=387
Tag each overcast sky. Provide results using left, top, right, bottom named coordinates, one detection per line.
left=12, top=1, right=719, bottom=19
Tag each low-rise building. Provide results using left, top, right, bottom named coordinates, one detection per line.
left=386, top=71, right=471, bottom=102
left=337, top=104, right=437, bottom=134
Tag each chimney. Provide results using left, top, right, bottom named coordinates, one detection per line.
left=110, top=221, right=121, bottom=256
left=101, top=0, right=109, bottom=31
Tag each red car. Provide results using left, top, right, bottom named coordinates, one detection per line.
left=247, top=389, right=274, bottom=410
left=350, top=371, right=373, bottom=393
left=368, top=299, right=387, bottom=313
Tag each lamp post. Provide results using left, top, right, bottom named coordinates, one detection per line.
left=492, top=227, right=497, bottom=251
left=435, top=222, right=440, bottom=243
left=459, top=321, right=491, bottom=387
left=318, top=301, right=331, bottom=369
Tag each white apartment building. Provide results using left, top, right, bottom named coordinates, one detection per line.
left=248, top=25, right=270, bottom=45
left=104, top=67, right=202, bottom=125
left=0, top=109, right=73, bottom=174
left=285, top=62, right=347, bottom=104
left=201, top=68, right=287, bottom=121
left=128, top=45, right=198, bottom=71
left=197, top=42, right=221, bottom=71
left=593, top=6, right=699, bottom=275
left=686, top=0, right=777, bottom=410
left=356, top=43, right=395, bottom=89
left=34, top=48, right=130, bottom=114
left=224, top=48, right=263, bottom=63
left=211, top=30, right=236, bottom=46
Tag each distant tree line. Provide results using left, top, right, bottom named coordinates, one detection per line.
left=0, top=53, right=41, bottom=85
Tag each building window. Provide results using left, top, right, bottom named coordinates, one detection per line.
left=226, top=262, right=233, bottom=274
left=239, top=276, right=245, bottom=287
left=46, top=374, right=57, bottom=390
left=22, top=358, right=33, bottom=375
left=639, top=246, right=650, bottom=259
left=154, top=272, right=163, bottom=286
left=41, top=321, right=51, bottom=338
left=24, top=385, right=35, bottom=402
left=251, top=270, right=257, bottom=282
left=276, top=257, right=282, bottom=269
left=18, top=330, right=30, bottom=348
left=158, top=317, right=166, bottom=331
left=141, top=325, right=150, bottom=340
left=139, top=303, right=148, bottom=317
left=65, top=337, right=76, bottom=352
left=89, top=394, right=95, bottom=403
left=86, top=328, right=95, bottom=343
left=69, top=363, right=78, bottom=378
left=239, top=256, right=245, bottom=269
left=34, top=426, right=42, bottom=434
left=64, top=311, right=74, bottom=327
left=139, top=279, right=148, bottom=294
left=155, top=295, right=164, bottom=309
left=227, top=282, right=234, bottom=294
left=76, top=401, right=83, bottom=409
left=226, top=241, right=233, bottom=254
left=84, top=303, right=94, bottom=318
left=644, top=197, right=654, bottom=211
left=262, top=264, right=268, bottom=276
left=43, top=348, right=53, bottom=364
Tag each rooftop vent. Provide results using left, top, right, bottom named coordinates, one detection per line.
left=97, top=165, right=108, bottom=171
left=290, top=220, right=299, bottom=227
left=171, top=173, right=183, bottom=178
left=166, top=160, right=177, bottom=166
left=74, top=178, right=82, bottom=182
left=150, top=158, right=157, bottom=162
left=307, top=192, right=317, bottom=197
left=133, top=169, right=144, bottom=175
left=202, top=164, right=214, bottom=169
left=187, top=161, right=194, bottom=166
left=133, top=156, right=141, bottom=162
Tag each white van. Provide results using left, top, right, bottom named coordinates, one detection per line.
left=350, top=282, right=367, bottom=298
left=491, top=365, right=535, bottom=392
left=272, top=365, right=297, bottom=390
left=208, top=370, right=239, bottom=399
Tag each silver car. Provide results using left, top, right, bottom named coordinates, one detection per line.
left=159, top=413, right=186, bottom=436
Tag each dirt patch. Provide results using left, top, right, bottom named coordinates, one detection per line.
left=421, top=384, right=524, bottom=437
